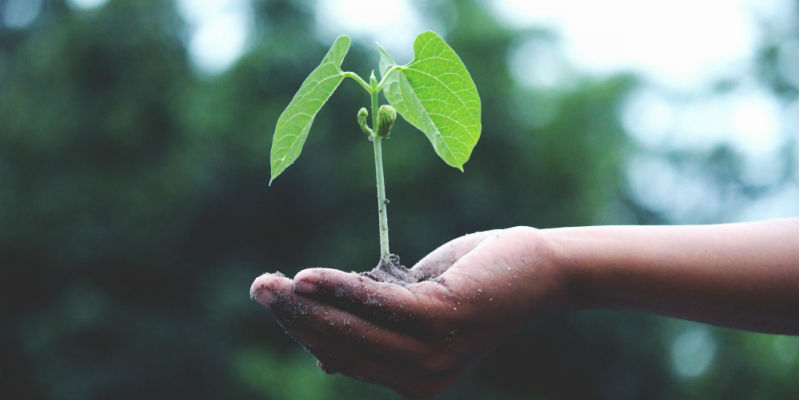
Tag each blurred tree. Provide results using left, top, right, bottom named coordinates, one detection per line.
left=0, top=0, right=795, bottom=399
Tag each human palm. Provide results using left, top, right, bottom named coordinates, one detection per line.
left=250, top=227, right=567, bottom=397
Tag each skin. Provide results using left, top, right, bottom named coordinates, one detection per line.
left=250, top=218, right=798, bottom=398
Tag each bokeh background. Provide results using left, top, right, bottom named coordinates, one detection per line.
left=1, top=0, right=797, bottom=398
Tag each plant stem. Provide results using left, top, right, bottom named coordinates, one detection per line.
left=375, top=65, right=403, bottom=91
left=341, top=71, right=372, bottom=92
left=370, top=90, right=390, bottom=261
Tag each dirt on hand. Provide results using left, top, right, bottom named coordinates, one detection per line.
left=360, top=253, right=448, bottom=286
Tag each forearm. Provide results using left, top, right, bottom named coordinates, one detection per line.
left=544, top=219, right=798, bottom=334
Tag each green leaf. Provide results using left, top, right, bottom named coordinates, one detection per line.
left=379, top=31, right=481, bottom=171
left=269, top=35, right=350, bottom=184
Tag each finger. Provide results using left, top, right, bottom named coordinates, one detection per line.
left=250, top=272, right=294, bottom=307
left=264, top=301, right=461, bottom=398
left=290, top=231, right=492, bottom=324
left=300, top=328, right=460, bottom=398
left=435, top=232, right=545, bottom=321
left=292, top=268, right=451, bottom=328
left=267, top=287, right=434, bottom=363
left=254, top=271, right=437, bottom=362
left=410, top=230, right=493, bottom=279
left=440, top=229, right=533, bottom=295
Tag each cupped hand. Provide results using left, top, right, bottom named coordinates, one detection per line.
left=250, top=227, right=571, bottom=398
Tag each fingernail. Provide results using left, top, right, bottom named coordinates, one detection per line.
left=294, top=279, right=317, bottom=294
left=251, top=285, right=275, bottom=305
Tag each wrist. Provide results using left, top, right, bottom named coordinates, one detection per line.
left=504, top=226, right=586, bottom=310
left=538, top=227, right=601, bottom=310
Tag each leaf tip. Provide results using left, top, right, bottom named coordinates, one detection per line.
left=268, top=166, right=282, bottom=186
left=332, top=35, right=351, bottom=55
left=418, top=30, right=441, bottom=40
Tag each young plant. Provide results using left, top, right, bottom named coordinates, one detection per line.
left=269, top=31, right=481, bottom=264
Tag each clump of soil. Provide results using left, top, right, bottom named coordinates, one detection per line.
left=360, top=253, right=445, bottom=286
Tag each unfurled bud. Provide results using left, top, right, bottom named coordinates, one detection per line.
left=376, top=105, right=396, bottom=137
left=357, top=107, right=372, bottom=137
left=369, top=70, right=378, bottom=88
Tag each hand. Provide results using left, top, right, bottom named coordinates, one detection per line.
left=250, top=227, right=572, bottom=397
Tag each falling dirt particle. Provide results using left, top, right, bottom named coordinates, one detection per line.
left=477, top=288, right=483, bottom=293
left=489, top=297, right=494, bottom=302
left=506, top=266, right=511, bottom=271
left=453, top=306, right=457, bottom=311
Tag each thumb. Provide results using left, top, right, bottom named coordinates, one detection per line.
left=410, top=231, right=493, bottom=279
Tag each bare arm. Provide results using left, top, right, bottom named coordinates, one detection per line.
left=549, top=218, right=798, bottom=334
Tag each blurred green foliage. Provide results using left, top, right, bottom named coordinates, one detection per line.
left=0, top=0, right=796, bottom=399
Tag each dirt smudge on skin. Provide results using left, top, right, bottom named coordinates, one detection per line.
left=271, top=291, right=309, bottom=324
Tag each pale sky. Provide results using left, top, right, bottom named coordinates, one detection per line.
left=173, top=0, right=793, bottom=88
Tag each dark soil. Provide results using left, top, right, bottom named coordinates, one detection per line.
left=360, top=253, right=445, bottom=286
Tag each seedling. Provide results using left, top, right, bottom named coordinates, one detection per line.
left=269, top=31, right=481, bottom=265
